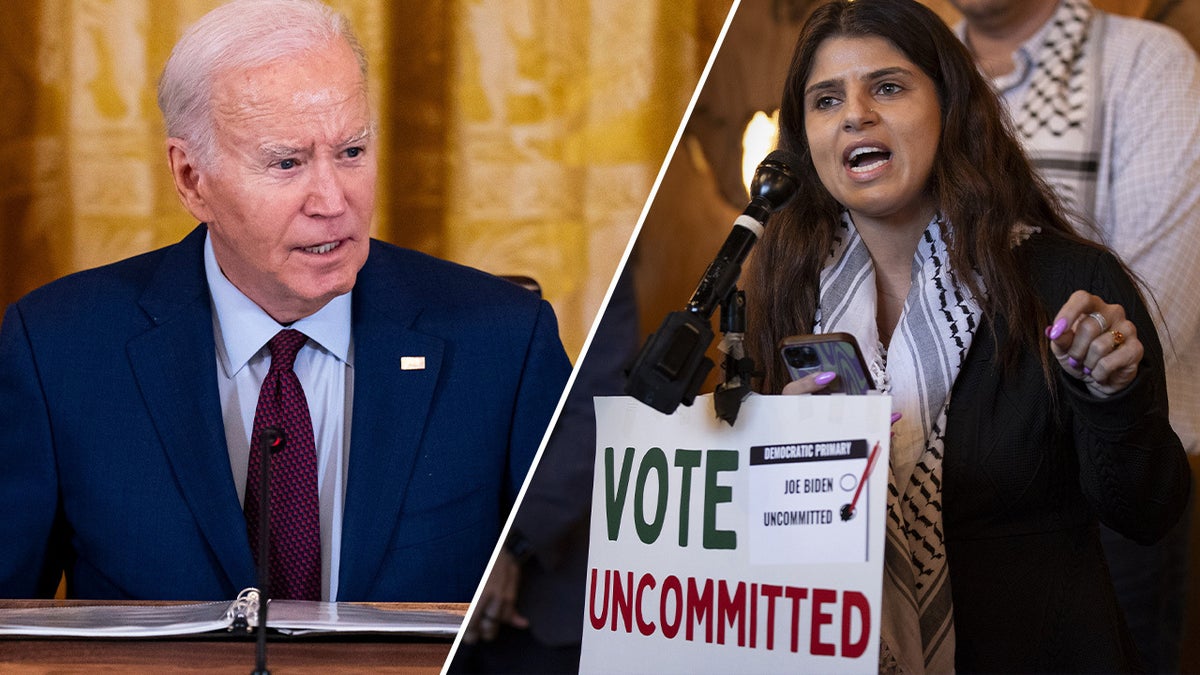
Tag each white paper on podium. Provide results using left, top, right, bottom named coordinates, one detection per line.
left=580, top=393, right=890, bottom=675
left=0, top=596, right=462, bottom=638
left=747, top=434, right=878, bottom=566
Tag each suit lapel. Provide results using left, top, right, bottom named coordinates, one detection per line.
left=127, top=226, right=255, bottom=594
left=336, top=250, right=444, bottom=600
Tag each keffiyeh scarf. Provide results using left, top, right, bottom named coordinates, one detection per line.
left=814, top=212, right=982, bottom=674
left=1010, top=0, right=1105, bottom=230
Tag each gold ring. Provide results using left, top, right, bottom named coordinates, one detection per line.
left=1111, top=330, right=1125, bottom=347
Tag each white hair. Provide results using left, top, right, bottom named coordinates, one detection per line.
left=157, top=0, right=368, bottom=168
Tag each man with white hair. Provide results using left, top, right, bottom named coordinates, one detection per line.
left=0, top=0, right=571, bottom=603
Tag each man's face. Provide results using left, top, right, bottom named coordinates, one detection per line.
left=949, top=0, right=1039, bottom=29
left=191, top=38, right=375, bottom=324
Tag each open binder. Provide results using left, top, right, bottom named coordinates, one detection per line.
left=0, top=588, right=462, bottom=638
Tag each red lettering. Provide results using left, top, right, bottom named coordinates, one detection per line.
left=636, top=573, right=657, bottom=636
left=717, top=580, right=746, bottom=646
left=785, top=586, right=808, bottom=653
left=587, top=569, right=876, bottom=663
left=588, top=568, right=609, bottom=630
left=841, top=590, right=871, bottom=658
left=810, top=588, right=836, bottom=656
left=686, top=576, right=714, bottom=643
left=660, top=575, right=683, bottom=639
left=612, top=570, right=634, bottom=633
left=749, top=583, right=758, bottom=649
left=760, top=584, right=783, bottom=651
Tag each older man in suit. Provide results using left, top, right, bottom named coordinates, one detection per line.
left=0, top=0, right=570, bottom=603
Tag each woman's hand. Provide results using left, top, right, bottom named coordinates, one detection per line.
left=1047, top=290, right=1143, bottom=397
left=783, top=372, right=903, bottom=431
left=782, top=370, right=838, bottom=395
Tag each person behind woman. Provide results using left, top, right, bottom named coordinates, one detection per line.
left=744, top=0, right=1189, bottom=672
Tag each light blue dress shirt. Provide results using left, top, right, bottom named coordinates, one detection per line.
left=204, top=233, right=354, bottom=601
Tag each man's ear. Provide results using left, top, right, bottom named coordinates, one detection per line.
left=166, top=138, right=214, bottom=223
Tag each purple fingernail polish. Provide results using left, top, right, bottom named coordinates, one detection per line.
left=890, top=412, right=903, bottom=424
left=1049, top=317, right=1068, bottom=340
left=1067, top=356, right=1080, bottom=369
left=1044, top=325, right=1051, bottom=338
left=814, top=371, right=837, bottom=386
left=1083, top=367, right=1091, bottom=376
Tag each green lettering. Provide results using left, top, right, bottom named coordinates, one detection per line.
left=703, top=449, right=738, bottom=549
left=634, top=447, right=669, bottom=544
left=673, top=449, right=702, bottom=547
left=604, top=446, right=635, bottom=540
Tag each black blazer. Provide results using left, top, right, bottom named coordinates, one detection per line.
left=943, top=231, right=1189, bottom=672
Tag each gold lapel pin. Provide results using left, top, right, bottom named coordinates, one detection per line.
left=400, top=356, right=426, bottom=371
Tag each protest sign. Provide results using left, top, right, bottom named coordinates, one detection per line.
left=580, top=394, right=891, bottom=674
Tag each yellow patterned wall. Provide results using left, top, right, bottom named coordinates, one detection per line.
left=445, top=1, right=710, bottom=354
left=0, top=0, right=729, bottom=360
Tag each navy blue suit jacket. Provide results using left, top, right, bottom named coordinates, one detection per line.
left=0, top=225, right=571, bottom=601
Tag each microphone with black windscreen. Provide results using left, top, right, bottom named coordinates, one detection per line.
left=624, top=149, right=803, bottom=415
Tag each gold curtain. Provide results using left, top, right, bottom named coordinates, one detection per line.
left=0, top=0, right=731, bottom=360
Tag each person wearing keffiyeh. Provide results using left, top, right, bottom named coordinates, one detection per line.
left=745, top=1, right=1190, bottom=672
left=951, top=2, right=1200, bottom=670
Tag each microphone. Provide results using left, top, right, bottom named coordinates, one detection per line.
left=624, top=149, right=803, bottom=414
left=685, top=150, right=803, bottom=317
left=252, top=426, right=285, bottom=675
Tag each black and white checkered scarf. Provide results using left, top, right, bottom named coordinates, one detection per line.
left=815, top=212, right=981, bottom=674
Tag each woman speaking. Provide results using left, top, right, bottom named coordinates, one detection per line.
left=745, top=0, right=1189, bottom=671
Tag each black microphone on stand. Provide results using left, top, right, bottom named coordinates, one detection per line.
left=624, top=149, right=803, bottom=415
left=252, top=426, right=285, bottom=675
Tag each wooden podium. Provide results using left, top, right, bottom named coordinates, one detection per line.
left=0, top=601, right=465, bottom=674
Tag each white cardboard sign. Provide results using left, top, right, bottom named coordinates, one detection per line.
left=580, top=394, right=890, bottom=674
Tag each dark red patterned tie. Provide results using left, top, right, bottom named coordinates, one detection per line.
left=245, top=329, right=321, bottom=600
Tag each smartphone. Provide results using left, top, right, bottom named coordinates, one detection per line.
left=779, top=333, right=874, bottom=394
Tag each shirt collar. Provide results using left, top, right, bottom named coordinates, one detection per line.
left=955, top=11, right=1052, bottom=95
left=204, top=230, right=353, bottom=378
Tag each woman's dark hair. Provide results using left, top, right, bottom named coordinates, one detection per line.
left=747, top=0, right=1091, bottom=392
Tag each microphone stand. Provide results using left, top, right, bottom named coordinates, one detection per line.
left=253, top=427, right=285, bottom=675
left=713, top=289, right=755, bottom=425
left=624, top=149, right=802, bottom=417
